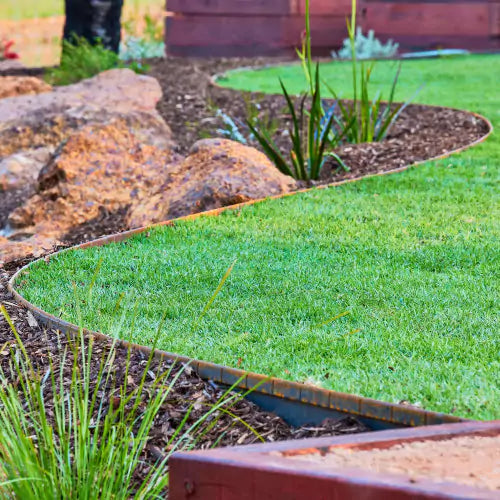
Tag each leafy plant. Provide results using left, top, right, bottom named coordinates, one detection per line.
left=332, top=28, right=399, bottom=60
left=0, top=304, right=259, bottom=499
left=45, top=37, right=147, bottom=86
left=325, top=0, right=418, bottom=143
left=214, top=94, right=279, bottom=146
left=216, top=110, right=248, bottom=144
left=120, top=37, right=165, bottom=61
left=120, top=12, right=165, bottom=61
left=143, top=13, right=164, bottom=43
left=246, top=0, right=349, bottom=181
left=248, top=71, right=347, bottom=181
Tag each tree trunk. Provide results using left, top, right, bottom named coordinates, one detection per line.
left=63, top=0, right=124, bottom=53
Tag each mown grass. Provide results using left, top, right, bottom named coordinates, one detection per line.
left=0, top=0, right=163, bottom=20
left=17, top=55, right=499, bottom=420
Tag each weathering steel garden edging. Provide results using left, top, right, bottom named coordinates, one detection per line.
left=169, top=420, right=500, bottom=500
left=7, top=105, right=492, bottom=430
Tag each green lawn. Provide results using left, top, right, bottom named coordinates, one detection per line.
left=0, top=0, right=162, bottom=20
left=16, top=55, right=499, bottom=420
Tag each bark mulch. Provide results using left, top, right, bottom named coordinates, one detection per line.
left=147, top=56, right=489, bottom=181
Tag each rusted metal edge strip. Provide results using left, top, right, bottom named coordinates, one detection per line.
left=5, top=285, right=470, bottom=428
left=6, top=111, right=492, bottom=428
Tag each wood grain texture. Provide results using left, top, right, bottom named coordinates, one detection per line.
left=166, top=15, right=347, bottom=49
left=167, top=0, right=292, bottom=15
left=362, top=2, right=491, bottom=36
left=297, top=0, right=353, bottom=15
left=165, top=0, right=500, bottom=56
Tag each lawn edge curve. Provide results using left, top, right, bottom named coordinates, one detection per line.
left=5, top=107, right=492, bottom=428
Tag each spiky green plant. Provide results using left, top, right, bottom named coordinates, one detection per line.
left=0, top=304, right=259, bottom=499
left=247, top=0, right=349, bottom=181
left=325, top=0, right=419, bottom=143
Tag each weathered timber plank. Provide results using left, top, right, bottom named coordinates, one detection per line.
left=166, top=15, right=347, bottom=48
left=362, top=2, right=490, bottom=36
left=167, top=0, right=292, bottom=15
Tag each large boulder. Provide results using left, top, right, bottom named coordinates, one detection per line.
left=0, top=69, right=175, bottom=264
left=0, top=69, right=167, bottom=159
left=127, top=138, right=296, bottom=228
left=0, top=76, right=52, bottom=100
left=7, top=119, right=177, bottom=236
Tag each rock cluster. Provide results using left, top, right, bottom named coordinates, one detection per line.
left=0, top=69, right=295, bottom=265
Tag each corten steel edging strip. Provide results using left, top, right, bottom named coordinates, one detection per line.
left=6, top=111, right=492, bottom=428
left=169, top=421, right=500, bottom=500
left=7, top=273, right=468, bottom=429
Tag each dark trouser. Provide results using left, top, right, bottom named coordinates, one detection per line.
left=63, top=0, right=124, bottom=53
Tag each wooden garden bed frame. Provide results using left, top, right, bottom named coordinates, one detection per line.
left=165, top=0, right=500, bottom=57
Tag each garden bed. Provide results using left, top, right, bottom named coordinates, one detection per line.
left=169, top=420, right=500, bottom=499
left=149, top=57, right=489, bottom=175
left=0, top=57, right=491, bottom=249
left=0, top=51, right=498, bottom=495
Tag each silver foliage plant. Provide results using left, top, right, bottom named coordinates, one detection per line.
left=332, top=28, right=398, bottom=60
left=119, top=37, right=165, bottom=61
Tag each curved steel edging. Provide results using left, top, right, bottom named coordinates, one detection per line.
left=6, top=110, right=492, bottom=430
left=6, top=280, right=469, bottom=430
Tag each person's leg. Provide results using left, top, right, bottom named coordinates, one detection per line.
left=63, top=0, right=123, bottom=53
left=90, top=0, right=124, bottom=52
left=63, top=0, right=93, bottom=45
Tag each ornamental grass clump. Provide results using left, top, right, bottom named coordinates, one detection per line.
left=326, top=0, right=420, bottom=143
left=0, top=304, right=255, bottom=499
left=247, top=0, right=415, bottom=180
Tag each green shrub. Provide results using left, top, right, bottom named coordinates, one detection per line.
left=45, top=37, right=147, bottom=86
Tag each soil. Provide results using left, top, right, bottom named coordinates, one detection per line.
left=146, top=56, right=489, bottom=176
left=284, top=435, right=500, bottom=492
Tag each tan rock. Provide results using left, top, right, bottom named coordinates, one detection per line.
left=0, top=233, right=60, bottom=266
left=7, top=118, right=176, bottom=235
left=0, top=69, right=179, bottom=264
left=127, top=138, right=297, bottom=228
left=0, top=148, right=53, bottom=190
left=0, top=76, right=52, bottom=100
left=0, top=69, right=169, bottom=158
